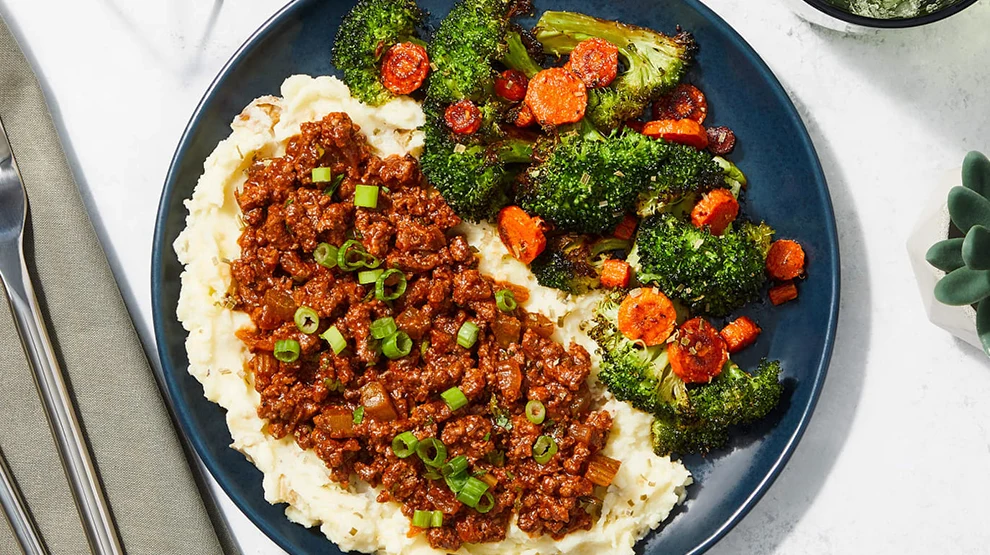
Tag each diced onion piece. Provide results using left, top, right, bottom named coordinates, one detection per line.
left=585, top=453, right=622, bottom=487
left=318, top=407, right=354, bottom=438
left=360, top=382, right=398, bottom=421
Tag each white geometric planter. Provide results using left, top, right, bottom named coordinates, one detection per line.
left=906, top=168, right=982, bottom=351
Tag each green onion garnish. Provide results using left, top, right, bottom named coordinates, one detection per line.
left=416, top=437, right=447, bottom=468
left=354, top=185, right=379, bottom=208
left=532, top=435, right=558, bottom=465
left=391, top=432, right=419, bottom=458
left=412, top=510, right=432, bottom=529
left=475, top=492, right=495, bottom=514
left=441, top=455, right=468, bottom=478
left=455, top=477, right=490, bottom=508
left=525, top=400, right=546, bottom=424
left=441, top=387, right=468, bottom=411
left=444, top=470, right=469, bottom=493
left=375, top=268, right=407, bottom=301
left=495, top=289, right=517, bottom=312
left=312, top=167, right=333, bottom=182
left=352, top=406, right=365, bottom=425
left=430, top=510, right=443, bottom=528
left=313, top=243, right=338, bottom=269
left=337, top=240, right=380, bottom=271
left=273, top=339, right=300, bottom=363
left=358, top=269, right=383, bottom=285
left=293, top=306, right=319, bottom=334
left=370, top=317, right=398, bottom=340
left=324, top=174, right=344, bottom=197
left=320, top=326, right=347, bottom=354
left=382, top=331, right=412, bottom=359
left=457, top=321, right=479, bottom=349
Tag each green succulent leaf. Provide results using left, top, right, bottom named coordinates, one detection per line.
left=962, top=225, right=990, bottom=271
left=926, top=238, right=965, bottom=272
left=962, top=151, right=990, bottom=201
left=934, top=267, right=990, bottom=306
left=978, top=299, right=990, bottom=358
left=948, top=186, right=990, bottom=233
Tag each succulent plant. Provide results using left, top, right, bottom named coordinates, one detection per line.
left=927, top=151, right=990, bottom=355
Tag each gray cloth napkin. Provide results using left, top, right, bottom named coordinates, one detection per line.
left=0, top=17, right=223, bottom=555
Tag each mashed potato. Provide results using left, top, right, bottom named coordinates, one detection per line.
left=174, top=74, right=691, bottom=555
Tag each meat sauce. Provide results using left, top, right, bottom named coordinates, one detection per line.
left=230, top=112, right=613, bottom=550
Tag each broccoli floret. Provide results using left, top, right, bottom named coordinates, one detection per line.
left=636, top=147, right=725, bottom=216
left=501, top=29, right=544, bottom=78
left=633, top=214, right=769, bottom=317
left=530, top=235, right=599, bottom=294
left=534, top=11, right=697, bottom=130
left=651, top=360, right=783, bottom=456
left=332, top=0, right=425, bottom=106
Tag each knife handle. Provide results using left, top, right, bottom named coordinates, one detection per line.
left=0, top=245, right=124, bottom=555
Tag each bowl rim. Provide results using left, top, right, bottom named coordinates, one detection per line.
left=802, top=0, right=979, bottom=28
left=151, top=0, right=841, bottom=553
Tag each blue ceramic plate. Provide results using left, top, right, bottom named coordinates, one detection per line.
left=153, top=1, right=840, bottom=553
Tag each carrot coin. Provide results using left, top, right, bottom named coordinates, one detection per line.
left=691, top=188, right=739, bottom=236
left=495, top=69, right=529, bottom=101
left=766, top=240, right=806, bottom=280
left=642, top=119, right=709, bottom=150
left=566, top=37, right=619, bottom=88
left=720, top=316, right=761, bottom=354
left=652, top=83, right=708, bottom=123
left=668, top=317, right=728, bottom=384
left=525, top=67, right=587, bottom=126
left=706, top=126, right=736, bottom=155
left=497, top=206, right=547, bottom=265
left=510, top=103, right=536, bottom=128
left=617, top=288, right=677, bottom=346
left=769, top=281, right=799, bottom=306
left=444, top=99, right=482, bottom=135
left=380, top=42, right=430, bottom=96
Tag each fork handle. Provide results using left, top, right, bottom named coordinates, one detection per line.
left=0, top=246, right=124, bottom=555
left=0, top=445, right=47, bottom=555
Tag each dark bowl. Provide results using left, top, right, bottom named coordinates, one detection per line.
left=152, top=0, right=841, bottom=553
left=803, top=0, right=979, bottom=28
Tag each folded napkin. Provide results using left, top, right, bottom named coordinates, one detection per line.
left=0, top=17, right=223, bottom=554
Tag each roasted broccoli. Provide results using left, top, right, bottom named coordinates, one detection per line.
left=332, top=0, right=425, bottom=106
left=530, top=235, right=599, bottom=294
left=534, top=11, right=697, bottom=130
left=636, top=146, right=725, bottom=217
left=651, top=360, right=783, bottom=456
left=501, top=29, right=545, bottom=78
left=632, top=214, right=770, bottom=317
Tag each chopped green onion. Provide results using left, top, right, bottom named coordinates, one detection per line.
left=352, top=406, right=365, bottom=425
left=525, top=400, right=546, bottom=424
left=375, top=269, right=407, bottom=301
left=423, top=469, right=442, bottom=480
left=533, top=435, right=558, bottom=464
left=294, top=306, right=319, bottom=334
left=457, top=321, right=479, bottom=349
left=354, top=185, right=379, bottom=208
left=441, top=387, right=468, bottom=411
left=495, top=289, right=517, bottom=312
left=273, top=339, right=301, bottom=363
left=430, top=510, right=443, bottom=528
left=475, top=492, right=495, bottom=514
left=312, top=167, right=333, bottom=182
left=337, top=240, right=380, bottom=271
left=441, top=455, right=468, bottom=478
left=391, top=432, right=419, bottom=458
left=444, top=470, right=469, bottom=493
left=324, top=174, right=344, bottom=197
left=416, top=437, right=447, bottom=468
left=412, top=510, right=433, bottom=528
left=313, top=243, right=338, bottom=268
left=591, top=238, right=633, bottom=257
left=358, top=269, right=383, bottom=285
left=320, top=326, right=347, bottom=354
left=382, top=331, right=412, bottom=359
left=483, top=432, right=491, bottom=442
left=455, top=477, right=490, bottom=508
left=370, top=317, right=398, bottom=340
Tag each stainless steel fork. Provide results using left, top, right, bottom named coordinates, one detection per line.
left=0, top=116, right=124, bottom=555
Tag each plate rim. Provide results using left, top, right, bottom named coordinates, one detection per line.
left=151, top=1, right=841, bottom=553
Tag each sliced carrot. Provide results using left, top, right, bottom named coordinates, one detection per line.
left=766, top=240, right=806, bottom=281
left=668, top=317, right=728, bottom=384
left=510, top=103, right=536, bottom=128
left=691, top=188, right=739, bottom=236
left=495, top=69, right=529, bottom=101
left=444, top=99, right=482, bottom=135
left=617, top=288, right=677, bottom=346
left=652, top=83, right=708, bottom=123
left=612, top=213, right=639, bottom=241
left=525, top=67, right=587, bottom=126
left=642, top=119, right=709, bottom=150
left=380, top=42, right=430, bottom=96
left=497, top=206, right=547, bottom=265
left=706, top=126, right=736, bottom=155
left=769, top=281, right=798, bottom=306
left=719, top=316, right=761, bottom=354
left=566, top=37, right=619, bottom=89
left=600, top=259, right=632, bottom=289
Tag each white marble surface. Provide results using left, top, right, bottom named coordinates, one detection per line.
left=3, top=0, right=990, bottom=553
